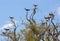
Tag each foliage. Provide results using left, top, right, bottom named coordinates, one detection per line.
left=0, top=5, right=60, bottom=41
left=21, top=5, right=60, bottom=41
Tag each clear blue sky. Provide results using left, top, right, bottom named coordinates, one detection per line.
left=0, top=0, right=60, bottom=31
left=0, top=0, right=60, bottom=40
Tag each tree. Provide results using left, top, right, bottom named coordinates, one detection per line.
left=0, top=16, right=22, bottom=41
left=0, top=5, right=60, bottom=41
left=21, top=5, right=60, bottom=41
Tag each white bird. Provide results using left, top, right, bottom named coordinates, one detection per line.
left=1, top=20, right=17, bottom=30
left=2, top=22, right=14, bottom=30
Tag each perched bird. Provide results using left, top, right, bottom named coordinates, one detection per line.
left=49, top=13, right=54, bottom=17
left=2, top=21, right=14, bottom=31
left=33, top=4, right=37, bottom=15
left=49, top=13, right=54, bottom=20
left=44, top=16, right=51, bottom=21
left=4, top=28, right=9, bottom=31
left=10, top=16, right=14, bottom=19
left=44, top=16, right=51, bottom=20
left=25, top=8, right=30, bottom=11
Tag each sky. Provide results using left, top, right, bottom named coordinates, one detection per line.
left=0, top=0, right=60, bottom=40
left=0, top=0, right=60, bottom=28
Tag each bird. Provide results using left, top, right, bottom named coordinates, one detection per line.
left=44, top=16, right=51, bottom=20
left=33, top=4, right=37, bottom=15
left=49, top=13, right=54, bottom=18
left=2, top=22, right=14, bottom=31
left=4, top=28, right=9, bottom=31
left=25, top=8, right=30, bottom=11
left=9, top=16, right=14, bottom=19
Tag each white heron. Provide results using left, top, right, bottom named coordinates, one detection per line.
left=1, top=19, right=17, bottom=31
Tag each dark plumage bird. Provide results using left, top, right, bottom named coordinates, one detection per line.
left=4, top=28, right=9, bottom=31
left=33, top=5, right=37, bottom=15
left=49, top=13, right=54, bottom=17
left=25, top=8, right=30, bottom=11
left=10, top=16, right=14, bottom=19
left=44, top=16, right=51, bottom=19
left=34, top=5, right=37, bottom=7
left=49, top=13, right=54, bottom=20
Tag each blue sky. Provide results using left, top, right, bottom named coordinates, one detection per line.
left=0, top=0, right=60, bottom=40
left=0, top=0, right=60, bottom=30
